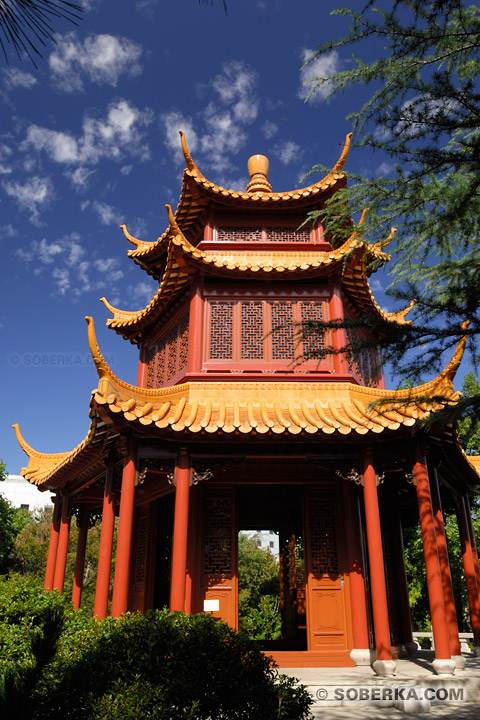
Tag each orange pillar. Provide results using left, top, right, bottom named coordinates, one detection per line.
left=72, top=507, right=89, bottom=610
left=94, top=461, right=116, bottom=619
left=464, top=495, right=480, bottom=595
left=362, top=448, right=395, bottom=674
left=414, top=446, right=455, bottom=674
left=329, top=283, right=349, bottom=375
left=343, top=478, right=370, bottom=664
left=187, top=275, right=204, bottom=376
left=170, top=447, right=190, bottom=612
left=456, top=495, right=480, bottom=647
left=111, top=442, right=136, bottom=617
left=44, top=495, right=61, bottom=590
left=429, top=467, right=462, bottom=662
left=53, top=492, right=71, bottom=594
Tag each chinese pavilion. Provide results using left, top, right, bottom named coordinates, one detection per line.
left=14, top=132, right=480, bottom=675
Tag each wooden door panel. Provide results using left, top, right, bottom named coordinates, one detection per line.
left=198, top=488, right=237, bottom=628
left=304, top=490, right=348, bottom=651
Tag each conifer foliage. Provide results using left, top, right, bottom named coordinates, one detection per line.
left=304, top=1, right=480, bottom=419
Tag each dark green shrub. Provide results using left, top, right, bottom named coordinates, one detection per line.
left=0, top=576, right=312, bottom=720
left=0, top=574, right=73, bottom=716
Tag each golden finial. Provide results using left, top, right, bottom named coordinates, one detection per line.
left=246, top=154, right=272, bottom=194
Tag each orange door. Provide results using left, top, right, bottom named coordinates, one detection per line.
left=304, top=489, right=349, bottom=652
left=198, top=487, right=237, bottom=628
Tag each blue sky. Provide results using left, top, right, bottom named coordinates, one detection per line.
left=0, top=0, right=457, bottom=476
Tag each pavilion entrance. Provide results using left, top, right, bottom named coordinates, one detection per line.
left=195, top=476, right=352, bottom=664
left=238, top=484, right=307, bottom=651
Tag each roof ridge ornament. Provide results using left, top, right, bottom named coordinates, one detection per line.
left=332, top=133, right=353, bottom=173
left=179, top=130, right=197, bottom=172
left=246, top=154, right=272, bottom=194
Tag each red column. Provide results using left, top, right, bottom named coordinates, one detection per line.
left=94, top=462, right=116, bottom=619
left=53, top=492, right=71, bottom=594
left=414, top=446, right=454, bottom=671
left=111, top=442, right=136, bottom=617
left=44, top=495, right=61, bottom=590
left=72, top=507, right=89, bottom=610
left=429, top=467, right=461, bottom=657
left=464, top=495, right=480, bottom=594
left=456, top=495, right=480, bottom=646
left=362, top=448, right=394, bottom=670
left=187, top=275, right=204, bottom=376
left=343, top=478, right=370, bottom=658
left=136, top=341, right=145, bottom=387
left=329, top=283, right=349, bottom=375
left=170, top=448, right=190, bottom=612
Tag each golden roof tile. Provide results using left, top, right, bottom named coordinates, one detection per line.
left=16, top=319, right=478, bottom=488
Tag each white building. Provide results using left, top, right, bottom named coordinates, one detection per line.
left=1, top=474, right=53, bottom=512
left=243, top=530, right=279, bottom=558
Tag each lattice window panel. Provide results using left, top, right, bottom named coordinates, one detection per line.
left=241, top=301, right=264, bottom=359
left=177, top=313, right=189, bottom=372
left=267, top=227, right=311, bottom=242
left=203, top=497, right=232, bottom=580
left=154, top=334, right=167, bottom=386
left=217, top=226, right=262, bottom=242
left=300, top=302, right=325, bottom=359
left=309, top=498, right=338, bottom=576
left=271, top=302, right=295, bottom=360
left=210, top=302, right=234, bottom=359
left=134, top=515, right=148, bottom=584
left=145, top=345, right=157, bottom=388
left=164, top=326, right=179, bottom=382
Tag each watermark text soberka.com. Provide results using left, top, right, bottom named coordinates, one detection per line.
left=315, top=685, right=465, bottom=703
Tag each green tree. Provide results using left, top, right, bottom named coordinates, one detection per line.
left=237, top=533, right=281, bottom=641
left=457, top=372, right=480, bottom=454
left=302, top=0, right=480, bottom=420
left=0, top=461, right=31, bottom=575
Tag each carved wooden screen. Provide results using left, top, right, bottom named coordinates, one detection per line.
left=207, top=298, right=328, bottom=367
left=304, top=490, right=349, bottom=652
left=144, top=312, right=189, bottom=387
left=199, top=488, right=237, bottom=629
left=216, top=226, right=312, bottom=242
left=130, top=506, right=155, bottom=612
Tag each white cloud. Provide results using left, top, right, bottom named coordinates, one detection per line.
left=376, top=161, right=394, bottom=177
left=21, top=99, right=152, bottom=191
left=160, top=60, right=259, bottom=179
left=0, top=223, right=17, bottom=238
left=49, top=33, right=142, bottom=93
left=0, top=164, right=11, bottom=174
left=16, top=232, right=125, bottom=297
left=3, top=68, right=38, bottom=90
left=92, top=201, right=117, bottom=225
left=3, top=176, right=54, bottom=223
left=128, top=280, right=157, bottom=305
left=298, top=48, right=342, bottom=104
left=273, top=140, right=301, bottom=166
left=65, top=166, right=96, bottom=190
left=370, top=278, right=384, bottom=292
left=262, top=120, right=278, bottom=140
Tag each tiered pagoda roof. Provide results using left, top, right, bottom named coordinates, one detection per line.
left=102, top=134, right=410, bottom=344
left=13, top=316, right=480, bottom=488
